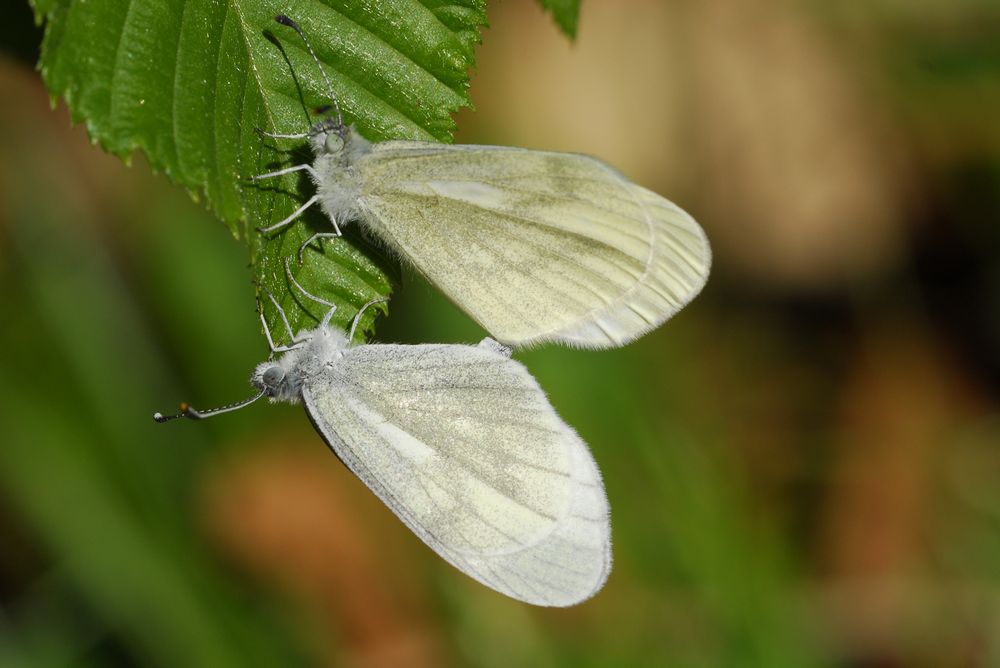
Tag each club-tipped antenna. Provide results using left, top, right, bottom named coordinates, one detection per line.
left=275, top=15, right=344, bottom=130
left=153, top=390, right=266, bottom=423
left=349, top=297, right=390, bottom=343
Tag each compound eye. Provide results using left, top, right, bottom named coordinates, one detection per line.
left=324, top=132, right=345, bottom=154
left=262, top=366, right=285, bottom=388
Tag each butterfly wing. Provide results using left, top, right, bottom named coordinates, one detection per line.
left=355, top=142, right=711, bottom=348
left=302, top=339, right=611, bottom=606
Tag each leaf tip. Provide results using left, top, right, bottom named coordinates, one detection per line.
left=537, top=0, right=581, bottom=41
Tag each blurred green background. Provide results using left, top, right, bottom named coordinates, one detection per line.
left=2, top=1, right=1000, bottom=666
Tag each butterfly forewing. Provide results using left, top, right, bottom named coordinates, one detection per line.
left=302, top=341, right=611, bottom=606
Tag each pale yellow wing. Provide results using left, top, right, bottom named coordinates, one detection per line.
left=304, top=340, right=611, bottom=606
left=355, top=142, right=711, bottom=348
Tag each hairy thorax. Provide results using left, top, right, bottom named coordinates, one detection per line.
left=251, top=326, right=350, bottom=404
left=310, top=125, right=372, bottom=225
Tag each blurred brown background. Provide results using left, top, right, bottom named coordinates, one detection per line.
left=1, top=1, right=999, bottom=666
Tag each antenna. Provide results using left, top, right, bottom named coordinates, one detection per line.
left=275, top=15, right=344, bottom=129
left=153, top=390, right=266, bottom=423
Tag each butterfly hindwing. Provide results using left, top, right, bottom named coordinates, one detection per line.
left=354, top=143, right=711, bottom=348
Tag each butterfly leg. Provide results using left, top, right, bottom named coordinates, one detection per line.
left=280, top=259, right=384, bottom=338
left=283, top=258, right=339, bottom=328
left=348, top=296, right=389, bottom=343
left=255, top=127, right=312, bottom=140
left=251, top=163, right=317, bottom=182
left=258, top=291, right=310, bottom=353
left=259, top=306, right=296, bottom=353
left=297, top=218, right=343, bottom=264
left=257, top=194, right=319, bottom=234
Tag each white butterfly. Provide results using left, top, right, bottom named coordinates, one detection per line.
left=155, top=262, right=612, bottom=607
left=254, top=15, right=711, bottom=350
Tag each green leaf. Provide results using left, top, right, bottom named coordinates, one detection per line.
left=32, top=0, right=488, bottom=342
left=537, top=0, right=580, bottom=40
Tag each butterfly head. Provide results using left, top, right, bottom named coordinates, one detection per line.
left=252, top=355, right=304, bottom=403
left=308, top=116, right=348, bottom=156
left=309, top=121, right=372, bottom=168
